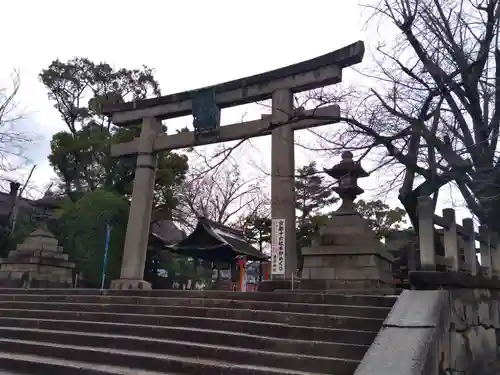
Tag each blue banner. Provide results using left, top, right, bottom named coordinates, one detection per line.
left=100, top=222, right=112, bottom=289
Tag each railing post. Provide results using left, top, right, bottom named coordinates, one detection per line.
left=479, top=225, right=493, bottom=278
left=443, top=208, right=459, bottom=272
left=462, top=218, right=477, bottom=276
left=491, top=233, right=500, bottom=279
left=418, top=196, right=436, bottom=270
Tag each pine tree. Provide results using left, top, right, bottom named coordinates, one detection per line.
left=243, top=214, right=271, bottom=252
left=295, top=162, right=338, bottom=269
left=295, top=162, right=338, bottom=225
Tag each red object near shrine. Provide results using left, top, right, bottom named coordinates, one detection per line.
left=237, top=256, right=247, bottom=292
left=262, top=262, right=270, bottom=281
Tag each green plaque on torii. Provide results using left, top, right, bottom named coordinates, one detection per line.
left=192, top=88, right=220, bottom=137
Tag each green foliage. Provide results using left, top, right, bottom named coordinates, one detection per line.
left=0, top=214, right=36, bottom=258
left=39, top=58, right=160, bottom=135
left=296, top=214, right=330, bottom=247
left=40, top=57, right=188, bottom=207
left=10, top=215, right=37, bottom=247
left=243, top=215, right=271, bottom=251
left=56, top=190, right=129, bottom=286
left=295, top=162, right=338, bottom=222
left=295, top=162, right=338, bottom=264
left=354, top=199, right=407, bottom=239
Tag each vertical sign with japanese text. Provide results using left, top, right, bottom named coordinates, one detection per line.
left=271, top=219, right=286, bottom=275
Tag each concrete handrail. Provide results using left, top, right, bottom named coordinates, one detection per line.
left=355, top=288, right=500, bottom=374
left=354, top=290, right=449, bottom=375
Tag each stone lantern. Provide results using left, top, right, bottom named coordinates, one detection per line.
left=324, top=151, right=369, bottom=212
left=300, top=151, right=394, bottom=291
left=32, top=190, right=59, bottom=229
left=0, top=191, right=75, bottom=288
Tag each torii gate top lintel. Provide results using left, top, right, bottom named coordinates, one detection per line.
left=101, top=41, right=365, bottom=126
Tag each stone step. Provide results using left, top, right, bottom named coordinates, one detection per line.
left=0, top=289, right=398, bottom=307
left=293, top=288, right=402, bottom=295
left=0, top=309, right=380, bottom=343
left=0, top=301, right=385, bottom=330
left=0, top=327, right=361, bottom=373
left=0, top=338, right=338, bottom=375
left=0, top=259, right=74, bottom=268
left=6, top=249, right=67, bottom=259
left=0, top=352, right=172, bottom=374
left=0, top=290, right=396, bottom=374
left=0, top=318, right=370, bottom=357
left=0, top=294, right=392, bottom=318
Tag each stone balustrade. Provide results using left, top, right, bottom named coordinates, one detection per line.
left=354, top=196, right=500, bottom=375
left=416, top=195, right=499, bottom=278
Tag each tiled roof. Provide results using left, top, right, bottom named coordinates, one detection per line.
left=168, top=217, right=268, bottom=261
left=151, top=220, right=186, bottom=245
left=0, top=191, right=35, bottom=221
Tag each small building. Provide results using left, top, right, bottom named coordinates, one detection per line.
left=167, top=217, right=268, bottom=290
left=144, top=218, right=186, bottom=288
left=169, top=217, right=267, bottom=261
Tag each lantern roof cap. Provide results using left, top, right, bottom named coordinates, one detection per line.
left=324, top=151, right=369, bottom=179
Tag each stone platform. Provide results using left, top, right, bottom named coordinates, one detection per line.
left=0, top=224, right=74, bottom=288
left=300, top=210, right=394, bottom=291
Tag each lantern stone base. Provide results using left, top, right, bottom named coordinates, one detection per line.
left=300, top=210, right=394, bottom=291
left=110, top=278, right=152, bottom=290
left=0, top=225, right=75, bottom=288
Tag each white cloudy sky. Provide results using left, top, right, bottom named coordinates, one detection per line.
left=0, top=0, right=468, bottom=219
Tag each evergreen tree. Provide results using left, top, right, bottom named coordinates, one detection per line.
left=243, top=214, right=271, bottom=252
left=354, top=199, right=407, bottom=239
left=295, top=162, right=338, bottom=225
left=295, top=162, right=338, bottom=268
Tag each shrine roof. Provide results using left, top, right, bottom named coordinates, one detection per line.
left=151, top=220, right=186, bottom=245
left=167, top=217, right=268, bottom=262
left=0, top=193, right=32, bottom=220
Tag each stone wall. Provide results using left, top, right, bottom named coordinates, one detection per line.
left=449, top=288, right=498, bottom=372
left=354, top=289, right=499, bottom=375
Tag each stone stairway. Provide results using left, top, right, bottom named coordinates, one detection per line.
left=0, top=289, right=398, bottom=375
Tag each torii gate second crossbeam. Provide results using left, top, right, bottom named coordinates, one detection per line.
left=102, top=41, right=365, bottom=290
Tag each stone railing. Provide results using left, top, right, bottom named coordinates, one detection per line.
left=416, top=195, right=499, bottom=277
left=355, top=196, right=500, bottom=375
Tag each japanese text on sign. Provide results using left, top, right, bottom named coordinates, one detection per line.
left=271, top=219, right=286, bottom=275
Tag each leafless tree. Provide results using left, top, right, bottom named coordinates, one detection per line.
left=173, top=162, right=269, bottom=230
left=0, top=70, right=33, bottom=176
left=188, top=0, right=500, bottom=236
left=298, top=0, right=500, bottom=233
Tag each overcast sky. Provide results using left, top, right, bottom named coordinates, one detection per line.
left=0, top=0, right=468, bottom=219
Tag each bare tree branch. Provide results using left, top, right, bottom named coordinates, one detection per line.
left=174, top=163, right=269, bottom=230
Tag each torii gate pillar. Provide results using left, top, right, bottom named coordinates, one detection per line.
left=271, top=89, right=297, bottom=279
left=110, top=117, right=162, bottom=290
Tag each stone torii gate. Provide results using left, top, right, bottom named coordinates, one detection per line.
left=102, top=41, right=365, bottom=290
